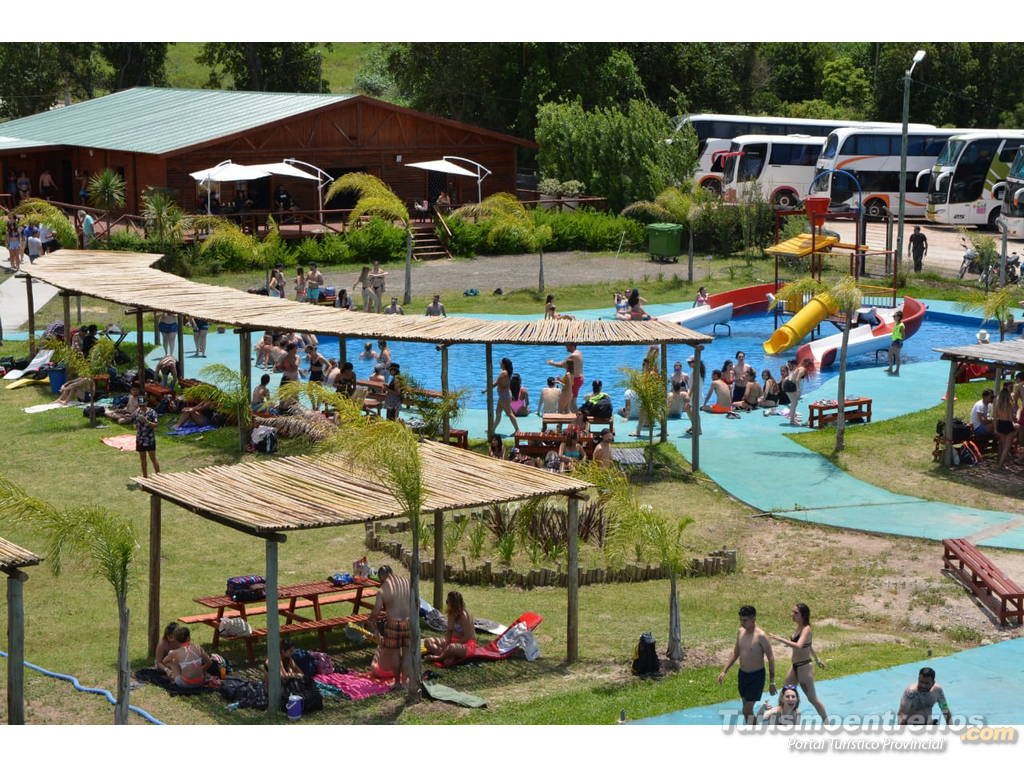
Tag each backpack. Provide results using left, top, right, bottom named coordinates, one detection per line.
left=281, top=677, right=323, bottom=714
left=632, top=631, right=660, bottom=676
left=957, top=441, right=983, bottom=466
left=936, top=418, right=971, bottom=444
left=229, top=586, right=266, bottom=602
left=218, top=617, right=253, bottom=637
left=253, top=429, right=278, bottom=454
left=587, top=394, right=612, bottom=420
left=226, top=575, right=265, bottom=593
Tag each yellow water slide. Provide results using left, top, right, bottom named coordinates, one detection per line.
left=764, top=232, right=838, bottom=258
left=762, top=292, right=839, bottom=356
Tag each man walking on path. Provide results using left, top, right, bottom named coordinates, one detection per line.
left=718, top=605, right=777, bottom=724
left=908, top=226, right=928, bottom=273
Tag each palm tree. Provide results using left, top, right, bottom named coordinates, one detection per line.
left=957, top=286, right=1024, bottom=342
left=324, top=174, right=412, bottom=300
left=141, top=188, right=189, bottom=251
left=618, top=364, right=667, bottom=474
left=87, top=168, right=127, bottom=211
left=183, top=363, right=254, bottom=438
left=772, top=275, right=863, bottom=453
left=0, top=476, right=139, bottom=724
left=453, top=193, right=553, bottom=293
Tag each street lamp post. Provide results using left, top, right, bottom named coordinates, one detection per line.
left=896, top=49, right=927, bottom=278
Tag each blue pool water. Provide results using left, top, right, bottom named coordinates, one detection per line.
left=308, top=309, right=985, bottom=410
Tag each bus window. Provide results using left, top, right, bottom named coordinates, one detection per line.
left=950, top=138, right=1000, bottom=204
left=914, top=171, right=931, bottom=193
left=821, top=134, right=839, bottom=159
left=999, top=140, right=1024, bottom=163
left=738, top=143, right=767, bottom=182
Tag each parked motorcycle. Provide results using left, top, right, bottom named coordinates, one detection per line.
left=957, top=238, right=981, bottom=280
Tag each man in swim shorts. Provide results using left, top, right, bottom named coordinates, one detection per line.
left=370, top=564, right=413, bottom=689
left=547, top=344, right=584, bottom=409
left=898, top=667, right=951, bottom=725
left=718, top=605, right=777, bottom=724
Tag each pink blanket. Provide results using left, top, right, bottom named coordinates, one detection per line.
left=313, top=672, right=391, bottom=700
left=101, top=434, right=136, bottom=451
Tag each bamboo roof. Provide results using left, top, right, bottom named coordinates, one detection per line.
left=934, top=339, right=1024, bottom=367
left=0, top=537, right=41, bottom=573
left=22, top=250, right=712, bottom=347
left=135, top=440, right=591, bottom=537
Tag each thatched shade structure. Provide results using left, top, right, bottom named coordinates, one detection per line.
left=135, top=440, right=591, bottom=712
left=1, top=537, right=42, bottom=725
left=933, top=339, right=1024, bottom=467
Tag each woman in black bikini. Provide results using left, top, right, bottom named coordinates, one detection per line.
left=305, top=345, right=328, bottom=383
left=993, top=387, right=1017, bottom=468
left=766, top=603, right=828, bottom=722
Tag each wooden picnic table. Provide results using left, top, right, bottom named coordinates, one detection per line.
left=807, top=397, right=872, bottom=429
left=182, top=579, right=379, bottom=662
left=540, top=412, right=613, bottom=434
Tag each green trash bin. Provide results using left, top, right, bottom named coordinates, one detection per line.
left=646, top=223, right=682, bottom=263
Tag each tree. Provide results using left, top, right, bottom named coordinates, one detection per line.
left=97, top=43, right=169, bottom=90
left=957, top=286, right=1024, bottom=342
left=618, top=363, right=668, bottom=474
left=772, top=276, right=863, bottom=453
left=453, top=193, right=552, bottom=292
left=87, top=168, right=127, bottom=212
left=141, top=188, right=189, bottom=251
left=536, top=98, right=697, bottom=212
left=183, top=363, right=255, bottom=436
left=761, top=43, right=833, bottom=104
left=0, top=43, right=65, bottom=118
left=197, top=43, right=330, bottom=92
left=0, top=476, right=139, bottom=724
left=12, top=199, right=78, bottom=249
left=821, top=56, right=872, bottom=116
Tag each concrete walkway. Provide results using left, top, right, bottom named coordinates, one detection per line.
left=634, top=637, right=1024, bottom=725
left=0, top=274, right=59, bottom=336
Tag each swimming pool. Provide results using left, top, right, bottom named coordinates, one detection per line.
left=309, top=307, right=985, bottom=410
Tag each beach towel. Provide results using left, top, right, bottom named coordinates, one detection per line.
left=422, top=680, right=487, bottom=708
left=3, top=349, right=53, bottom=380
left=166, top=424, right=217, bottom=436
left=101, top=434, right=137, bottom=451
left=23, top=401, right=83, bottom=414
left=134, top=667, right=217, bottom=696
left=442, top=612, right=544, bottom=667
left=313, top=672, right=391, bottom=700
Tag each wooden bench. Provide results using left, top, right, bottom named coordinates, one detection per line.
left=439, top=428, right=469, bottom=450
left=942, top=538, right=1024, bottom=626
left=807, top=397, right=872, bottom=429
left=513, top=431, right=595, bottom=459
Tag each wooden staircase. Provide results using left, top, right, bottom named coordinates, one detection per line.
left=410, top=221, right=451, bottom=260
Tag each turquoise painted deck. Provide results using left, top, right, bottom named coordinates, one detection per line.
left=634, top=638, right=1024, bottom=725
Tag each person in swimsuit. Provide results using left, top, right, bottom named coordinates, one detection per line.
left=425, top=295, right=447, bottom=317
left=509, top=373, right=530, bottom=417
left=155, top=621, right=179, bottom=679
left=886, top=311, right=905, bottom=376
left=785, top=359, right=813, bottom=426
left=765, top=603, right=828, bottom=722
left=334, top=362, right=357, bottom=397
left=6, top=217, right=22, bottom=271
left=734, top=351, right=752, bottom=389
left=305, top=345, right=328, bottom=383
left=293, top=267, right=307, bottom=302
left=898, top=667, right=952, bottom=725
left=251, top=373, right=273, bottom=413
left=368, top=262, right=388, bottom=313
left=613, top=291, right=630, bottom=320
left=701, top=370, right=736, bottom=415
left=384, top=363, right=402, bottom=420
left=759, top=369, right=780, bottom=409
left=591, top=428, right=613, bottom=467
left=483, top=357, right=519, bottom=434
left=734, top=369, right=762, bottom=411
left=377, top=339, right=392, bottom=368
left=134, top=402, right=160, bottom=478
left=370, top=565, right=413, bottom=688
left=384, top=296, right=405, bottom=315
left=306, top=263, right=324, bottom=303
left=759, top=684, right=801, bottom=725
left=668, top=380, right=689, bottom=417
left=269, top=266, right=286, bottom=298
left=275, top=343, right=301, bottom=384
left=157, top=312, right=178, bottom=357
left=694, top=286, right=710, bottom=307
left=557, top=361, right=576, bottom=415
left=188, top=316, right=209, bottom=357
left=336, top=288, right=353, bottom=310
left=544, top=294, right=559, bottom=320
left=424, top=591, right=477, bottom=666
left=547, top=344, right=584, bottom=410
left=162, top=626, right=210, bottom=688
left=993, top=387, right=1017, bottom=468
left=558, top=427, right=583, bottom=471
left=642, top=345, right=659, bottom=374
left=359, top=341, right=378, bottom=361
left=487, top=434, right=506, bottom=460
left=718, top=605, right=777, bottom=725
left=353, top=266, right=373, bottom=311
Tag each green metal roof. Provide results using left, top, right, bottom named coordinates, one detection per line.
left=0, top=87, right=355, bottom=156
left=0, top=135, right=57, bottom=150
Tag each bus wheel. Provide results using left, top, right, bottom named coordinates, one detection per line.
left=865, top=199, right=887, bottom=219
left=773, top=191, right=797, bottom=208
left=700, top=179, right=722, bottom=196
left=988, top=209, right=1001, bottom=231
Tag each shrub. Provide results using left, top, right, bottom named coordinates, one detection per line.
left=689, top=199, right=773, bottom=258
left=620, top=201, right=675, bottom=225
left=443, top=215, right=485, bottom=258
left=532, top=209, right=643, bottom=251
left=318, top=233, right=353, bottom=264
left=294, top=236, right=323, bottom=266
left=106, top=230, right=148, bottom=252
left=345, top=217, right=407, bottom=262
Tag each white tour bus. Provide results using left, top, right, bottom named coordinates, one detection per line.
left=721, top=134, right=826, bottom=207
left=925, top=131, right=1024, bottom=230
left=678, top=114, right=914, bottom=196
left=811, top=126, right=961, bottom=218
left=999, top=146, right=1024, bottom=238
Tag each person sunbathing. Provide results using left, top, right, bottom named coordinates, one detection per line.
left=107, top=383, right=144, bottom=424
left=424, top=591, right=476, bottom=666
left=55, top=376, right=94, bottom=405
left=175, top=400, right=216, bottom=428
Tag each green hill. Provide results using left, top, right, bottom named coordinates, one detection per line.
left=164, top=42, right=376, bottom=93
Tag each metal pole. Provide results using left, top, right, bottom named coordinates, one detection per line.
left=148, top=496, right=162, bottom=658
left=896, top=68, right=911, bottom=278
left=25, top=277, right=35, bottom=356
left=691, top=345, right=702, bottom=472
left=943, top=359, right=957, bottom=468
left=1000, top=222, right=1008, bottom=289
left=485, top=343, right=494, bottom=439
left=7, top=570, right=28, bottom=725
left=885, top=214, right=894, bottom=276
left=153, top=312, right=158, bottom=347
left=566, top=495, right=579, bottom=664
left=433, top=510, right=444, bottom=609
left=265, top=539, right=280, bottom=714
left=659, top=343, right=668, bottom=442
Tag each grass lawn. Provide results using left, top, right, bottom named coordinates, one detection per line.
left=0, top=344, right=987, bottom=724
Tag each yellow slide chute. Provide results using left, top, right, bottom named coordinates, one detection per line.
left=762, top=292, right=838, bottom=356
left=764, top=233, right=838, bottom=258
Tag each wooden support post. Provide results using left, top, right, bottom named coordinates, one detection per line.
left=659, top=342, right=668, bottom=442
left=943, top=359, right=957, bottom=468
left=147, top=496, right=162, bottom=658
left=691, top=345, right=702, bottom=472
left=239, top=330, right=252, bottom=451
left=265, top=539, right=280, bottom=714
left=485, top=343, right=494, bottom=439
left=566, top=495, right=579, bottom=664
left=76, top=294, right=82, bottom=323
left=176, top=314, right=185, bottom=380
left=433, top=509, right=444, bottom=609
left=135, top=308, right=146, bottom=386
left=338, top=336, right=346, bottom=368
left=440, top=344, right=450, bottom=441
left=25, top=277, right=35, bottom=356
left=62, top=293, right=72, bottom=346
left=152, top=312, right=159, bottom=347
left=7, top=570, right=28, bottom=725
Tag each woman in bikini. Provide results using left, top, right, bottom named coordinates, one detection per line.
left=384, top=363, right=403, bottom=421
left=785, top=359, right=813, bottom=426
left=353, top=266, right=372, bottom=311
left=157, top=312, right=178, bottom=357
left=509, top=373, right=530, bottom=417
left=275, top=343, right=301, bottom=384
left=487, top=434, right=506, bottom=460
left=557, top=360, right=576, bottom=414
left=483, top=357, right=520, bottom=434
left=759, top=684, right=801, bottom=725
left=293, top=267, right=306, bottom=302
left=559, top=427, right=584, bottom=471
left=993, top=386, right=1017, bottom=468
left=544, top=295, right=559, bottom=320
left=759, top=368, right=780, bottom=410
left=424, top=591, right=476, bottom=666
left=766, top=603, right=827, bottom=722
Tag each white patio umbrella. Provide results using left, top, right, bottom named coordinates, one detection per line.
left=189, top=160, right=271, bottom=214
left=405, top=157, right=489, bottom=202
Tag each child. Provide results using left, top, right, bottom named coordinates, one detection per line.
left=134, top=400, right=161, bottom=478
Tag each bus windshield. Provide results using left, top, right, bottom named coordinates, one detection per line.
left=935, top=139, right=965, bottom=166
left=821, top=133, right=839, bottom=160
left=1011, top=148, right=1024, bottom=178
